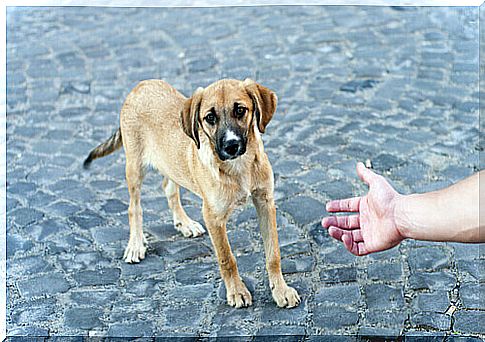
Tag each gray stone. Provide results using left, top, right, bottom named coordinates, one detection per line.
left=64, top=307, right=103, bottom=330
left=319, top=267, right=357, bottom=284
left=17, top=273, right=71, bottom=298
left=70, top=289, right=119, bottom=306
left=365, top=284, right=404, bottom=310
left=408, top=247, right=450, bottom=271
left=409, top=271, right=457, bottom=291
left=121, top=255, right=165, bottom=278
left=313, top=305, right=359, bottom=330
left=367, top=262, right=402, bottom=281
left=9, top=207, right=44, bottom=227
left=280, top=196, right=326, bottom=226
left=454, top=310, right=485, bottom=334
left=174, top=262, right=215, bottom=285
left=107, top=322, right=154, bottom=337
left=101, top=199, right=128, bottom=213
left=152, top=240, right=212, bottom=262
left=412, top=309, right=451, bottom=330
left=73, top=268, right=121, bottom=286
left=414, top=291, right=450, bottom=313
left=460, top=282, right=484, bottom=309
left=281, top=256, right=315, bottom=274
left=314, top=284, right=361, bottom=305
left=364, top=310, right=406, bottom=326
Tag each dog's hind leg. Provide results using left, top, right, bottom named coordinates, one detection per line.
left=162, top=177, right=205, bottom=237
left=123, top=158, right=147, bottom=263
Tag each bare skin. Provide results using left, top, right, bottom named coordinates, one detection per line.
left=322, top=162, right=484, bottom=256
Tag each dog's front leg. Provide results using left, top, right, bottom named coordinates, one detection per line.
left=202, top=204, right=252, bottom=308
left=252, top=189, right=301, bottom=308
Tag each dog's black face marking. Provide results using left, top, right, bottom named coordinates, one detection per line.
left=215, top=123, right=247, bottom=161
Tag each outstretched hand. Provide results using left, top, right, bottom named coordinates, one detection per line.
left=322, top=162, right=405, bottom=256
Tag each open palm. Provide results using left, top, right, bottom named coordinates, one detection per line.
left=322, top=162, right=405, bottom=256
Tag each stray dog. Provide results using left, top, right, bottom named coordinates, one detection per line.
left=84, top=79, right=300, bottom=308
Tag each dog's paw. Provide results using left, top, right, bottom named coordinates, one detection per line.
left=272, top=285, right=301, bottom=308
left=175, top=219, right=206, bottom=238
left=123, top=239, right=146, bottom=263
left=227, top=281, right=253, bottom=308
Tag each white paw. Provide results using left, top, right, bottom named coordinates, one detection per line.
left=272, top=285, right=301, bottom=308
left=123, top=238, right=146, bottom=263
left=174, top=219, right=206, bottom=238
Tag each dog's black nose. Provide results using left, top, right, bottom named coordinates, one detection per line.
left=223, top=140, right=240, bottom=157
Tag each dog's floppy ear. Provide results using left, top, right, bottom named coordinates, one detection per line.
left=244, top=79, right=278, bottom=134
left=181, top=87, right=204, bottom=149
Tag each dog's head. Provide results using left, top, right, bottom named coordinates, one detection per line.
left=181, top=79, right=277, bottom=161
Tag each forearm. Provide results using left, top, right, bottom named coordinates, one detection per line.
left=395, top=171, right=483, bottom=243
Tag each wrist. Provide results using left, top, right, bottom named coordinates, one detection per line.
left=393, top=194, right=415, bottom=240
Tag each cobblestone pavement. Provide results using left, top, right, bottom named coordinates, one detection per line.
left=6, top=5, right=484, bottom=340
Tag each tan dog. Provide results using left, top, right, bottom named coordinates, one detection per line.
left=84, top=79, right=300, bottom=308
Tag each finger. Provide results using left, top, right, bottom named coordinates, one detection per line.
left=322, top=215, right=360, bottom=229
left=328, top=226, right=344, bottom=241
left=326, top=197, right=361, bottom=213
left=327, top=226, right=363, bottom=243
left=342, top=233, right=367, bottom=256
left=357, top=162, right=379, bottom=186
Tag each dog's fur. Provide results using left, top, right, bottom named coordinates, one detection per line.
left=84, top=79, right=300, bottom=308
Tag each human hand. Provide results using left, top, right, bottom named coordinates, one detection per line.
left=321, top=162, right=406, bottom=256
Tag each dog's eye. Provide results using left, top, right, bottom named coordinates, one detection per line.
left=235, top=106, right=247, bottom=118
left=205, top=112, right=217, bottom=125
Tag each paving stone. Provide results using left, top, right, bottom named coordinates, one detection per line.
left=7, top=233, right=34, bottom=257
left=279, top=196, right=326, bottom=226
left=73, top=268, right=121, bottom=286
left=414, top=291, right=450, bottom=313
left=364, top=310, right=406, bottom=326
left=314, top=284, right=361, bottom=305
left=9, top=255, right=54, bottom=277
left=121, top=254, right=165, bottom=278
left=70, top=289, right=119, bottom=307
left=460, top=282, right=484, bottom=309
left=12, top=298, right=57, bottom=324
left=256, top=325, right=306, bottom=340
left=17, top=272, right=71, bottom=298
left=367, top=262, right=402, bottom=281
left=408, top=271, right=457, bottom=291
left=91, top=226, right=128, bottom=245
left=152, top=240, right=212, bottom=262
left=452, top=310, right=485, bottom=334
left=69, top=209, right=107, bottom=229
left=313, top=305, right=359, bottom=330
left=101, top=199, right=128, bottom=214
left=107, top=322, right=154, bottom=337
left=456, top=259, right=484, bottom=282
left=408, top=247, right=450, bottom=271
left=261, top=299, right=308, bottom=324
left=9, top=207, right=45, bottom=227
left=319, top=267, right=357, bottom=284
left=365, top=284, right=404, bottom=310
left=64, top=307, right=103, bottom=330
left=174, top=262, right=215, bottom=285
left=412, top=308, right=453, bottom=330
left=281, top=256, right=315, bottom=274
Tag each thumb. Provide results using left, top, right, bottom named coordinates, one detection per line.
left=356, top=162, right=379, bottom=186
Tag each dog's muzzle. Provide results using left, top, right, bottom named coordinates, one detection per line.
left=217, top=130, right=247, bottom=161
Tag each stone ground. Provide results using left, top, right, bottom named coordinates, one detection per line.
left=5, top=5, right=484, bottom=340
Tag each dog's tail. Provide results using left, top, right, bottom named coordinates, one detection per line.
left=83, top=128, right=123, bottom=169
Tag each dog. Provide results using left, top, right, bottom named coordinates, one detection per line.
left=84, top=78, right=300, bottom=308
